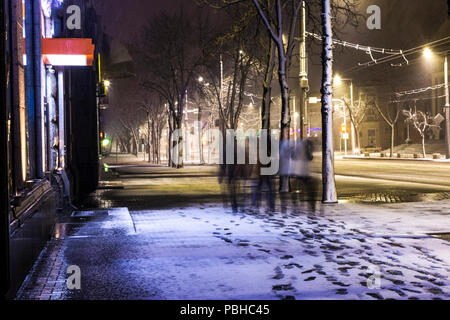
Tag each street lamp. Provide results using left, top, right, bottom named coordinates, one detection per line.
left=333, top=99, right=348, bottom=156
left=424, top=48, right=450, bottom=159
left=333, top=75, right=342, bottom=86
left=423, top=47, right=433, bottom=60
left=104, top=80, right=111, bottom=91
left=308, top=97, right=349, bottom=155
left=334, top=75, right=356, bottom=155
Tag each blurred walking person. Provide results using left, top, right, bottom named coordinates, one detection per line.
left=290, top=138, right=318, bottom=213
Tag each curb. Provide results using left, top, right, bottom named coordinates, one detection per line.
left=342, top=156, right=450, bottom=163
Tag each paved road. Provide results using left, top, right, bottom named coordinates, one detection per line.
left=84, top=157, right=450, bottom=210
left=330, top=158, right=450, bottom=203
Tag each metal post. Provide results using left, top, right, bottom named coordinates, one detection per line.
left=299, top=0, right=308, bottom=139
left=350, top=82, right=356, bottom=154
left=343, top=105, right=347, bottom=156
left=184, top=91, right=188, bottom=162
left=33, top=0, right=43, bottom=177
left=220, top=55, right=223, bottom=104
left=293, top=96, right=297, bottom=141
left=445, top=55, right=450, bottom=159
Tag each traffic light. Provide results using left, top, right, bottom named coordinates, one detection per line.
left=341, top=123, right=347, bottom=133
left=100, top=131, right=104, bottom=140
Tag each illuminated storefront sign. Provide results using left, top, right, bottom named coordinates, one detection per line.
left=41, top=38, right=95, bottom=66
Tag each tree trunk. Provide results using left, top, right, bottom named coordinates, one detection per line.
left=174, top=116, right=184, bottom=168
left=262, top=37, right=276, bottom=133
left=157, top=126, right=163, bottom=164
left=198, top=106, right=204, bottom=165
left=422, top=135, right=426, bottom=158
left=278, top=45, right=290, bottom=193
left=390, top=125, right=395, bottom=158
left=131, top=131, right=139, bottom=157
left=355, top=126, right=361, bottom=153
left=168, top=117, right=173, bottom=167
left=321, top=0, right=338, bottom=204
left=147, top=114, right=151, bottom=163
left=151, top=120, right=156, bottom=163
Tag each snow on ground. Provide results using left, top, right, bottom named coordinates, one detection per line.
left=16, top=200, right=450, bottom=300
left=127, top=202, right=450, bottom=300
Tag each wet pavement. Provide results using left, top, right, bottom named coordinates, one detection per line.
left=15, top=202, right=450, bottom=300
left=14, top=162, right=450, bottom=300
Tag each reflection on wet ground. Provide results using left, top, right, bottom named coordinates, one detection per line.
left=14, top=164, right=450, bottom=300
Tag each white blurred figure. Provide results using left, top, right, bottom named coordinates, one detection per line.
left=290, top=139, right=318, bottom=213
left=278, top=139, right=292, bottom=178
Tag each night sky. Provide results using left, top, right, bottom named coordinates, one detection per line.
left=93, top=0, right=450, bottom=92
left=93, top=0, right=448, bottom=45
left=93, top=0, right=189, bottom=42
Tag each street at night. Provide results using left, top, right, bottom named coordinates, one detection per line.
left=82, top=156, right=450, bottom=210
left=14, top=156, right=450, bottom=300
left=1, top=0, right=450, bottom=310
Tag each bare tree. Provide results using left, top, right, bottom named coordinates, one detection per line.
left=137, top=93, right=168, bottom=164
left=131, top=9, right=213, bottom=168
left=343, top=93, right=370, bottom=153
left=251, top=0, right=304, bottom=192
left=107, top=79, right=146, bottom=156
left=372, top=100, right=401, bottom=157
left=402, top=109, right=439, bottom=158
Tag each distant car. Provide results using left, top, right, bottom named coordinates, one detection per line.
left=360, top=145, right=382, bottom=153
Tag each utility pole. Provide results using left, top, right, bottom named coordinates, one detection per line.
left=219, top=54, right=225, bottom=168
left=293, top=96, right=297, bottom=141
left=299, top=0, right=309, bottom=139
left=350, top=82, right=356, bottom=154
left=445, top=54, right=450, bottom=159
left=220, top=54, right=223, bottom=106
left=343, top=104, right=347, bottom=156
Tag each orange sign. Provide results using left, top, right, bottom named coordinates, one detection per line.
left=41, top=38, right=95, bottom=66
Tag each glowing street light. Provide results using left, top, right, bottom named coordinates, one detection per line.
left=198, top=76, right=204, bottom=83
left=334, top=74, right=343, bottom=86
left=101, top=138, right=111, bottom=148
left=423, top=47, right=433, bottom=60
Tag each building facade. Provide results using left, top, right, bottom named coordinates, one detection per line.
left=1, top=0, right=103, bottom=298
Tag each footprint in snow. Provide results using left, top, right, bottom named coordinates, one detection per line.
left=304, top=277, right=316, bottom=282
left=272, top=284, right=294, bottom=291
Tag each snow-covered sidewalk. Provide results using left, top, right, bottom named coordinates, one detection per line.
left=16, top=200, right=450, bottom=300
